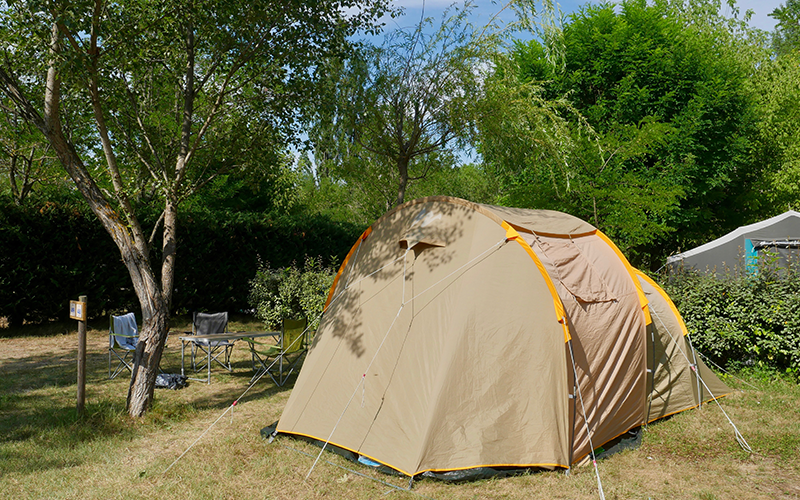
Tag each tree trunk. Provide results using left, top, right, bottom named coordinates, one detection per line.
left=0, top=22, right=171, bottom=417
left=395, top=156, right=410, bottom=207
left=126, top=295, right=169, bottom=416
left=161, top=197, right=178, bottom=311
left=48, top=130, right=170, bottom=417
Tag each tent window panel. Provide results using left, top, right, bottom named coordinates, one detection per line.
left=533, top=236, right=617, bottom=303
left=747, top=238, right=800, bottom=275
left=399, top=207, right=452, bottom=250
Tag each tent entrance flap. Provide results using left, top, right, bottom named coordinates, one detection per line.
left=533, top=235, right=617, bottom=303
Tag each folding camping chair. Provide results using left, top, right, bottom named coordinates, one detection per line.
left=247, top=318, right=308, bottom=386
left=109, top=312, right=139, bottom=379
left=188, top=311, right=234, bottom=374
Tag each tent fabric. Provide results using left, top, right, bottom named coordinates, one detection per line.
left=667, top=210, right=800, bottom=275
left=528, top=231, right=648, bottom=464
left=277, top=196, right=729, bottom=478
left=635, top=271, right=731, bottom=421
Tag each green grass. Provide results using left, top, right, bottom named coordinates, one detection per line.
left=1, top=320, right=799, bottom=499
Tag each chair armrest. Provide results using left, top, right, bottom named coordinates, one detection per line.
left=242, top=337, right=276, bottom=347
left=110, top=332, right=139, bottom=338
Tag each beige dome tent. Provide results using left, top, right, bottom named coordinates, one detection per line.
left=276, top=196, right=730, bottom=478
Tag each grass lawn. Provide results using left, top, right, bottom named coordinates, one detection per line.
left=1, top=316, right=799, bottom=499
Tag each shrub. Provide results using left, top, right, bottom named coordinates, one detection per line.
left=248, top=257, right=337, bottom=330
left=662, top=263, right=800, bottom=376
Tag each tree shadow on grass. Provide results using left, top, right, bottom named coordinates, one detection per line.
left=0, top=348, right=114, bottom=393
left=0, top=345, right=297, bottom=476
left=0, top=390, right=140, bottom=475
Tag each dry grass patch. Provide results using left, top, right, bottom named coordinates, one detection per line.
left=1, top=322, right=799, bottom=499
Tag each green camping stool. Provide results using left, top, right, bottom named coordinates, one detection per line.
left=246, top=318, right=308, bottom=386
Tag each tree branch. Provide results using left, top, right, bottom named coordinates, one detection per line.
left=85, top=0, right=150, bottom=261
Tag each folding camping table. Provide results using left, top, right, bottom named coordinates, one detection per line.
left=179, top=331, right=279, bottom=383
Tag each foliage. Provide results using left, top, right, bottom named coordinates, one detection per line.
left=0, top=193, right=134, bottom=326
left=406, top=162, right=501, bottom=204
left=770, top=0, right=800, bottom=56
left=0, top=103, right=65, bottom=204
left=248, top=257, right=337, bottom=331
left=0, top=191, right=361, bottom=325
left=0, top=0, right=391, bottom=415
left=748, top=53, right=800, bottom=211
left=306, top=1, right=543, bottom=211
left=663, top=262, right=800, bottom=376
left=295, top=154, right=501, bottom=226
left=487, top=0, right=771, bottom=269
left=170, top=207, right=359, bottom=315
left=477, top=48, right=588, bottom=206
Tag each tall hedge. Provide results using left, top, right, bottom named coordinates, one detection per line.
left=662, top=263, right=800, bottom=376
left=167, top=209, right=360, bottom=314
left=0, top=196, right=362, bottom=326
left=0, top=196, right=134, bottom=326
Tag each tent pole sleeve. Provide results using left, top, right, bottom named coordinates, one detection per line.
left=595, top=230, right=652, bottom=325
left=502, top=221, right=571, bottom=342
left=324, top=227, right=373, bottom=311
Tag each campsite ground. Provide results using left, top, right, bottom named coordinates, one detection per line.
left=1, top=319, right=799, bottom=500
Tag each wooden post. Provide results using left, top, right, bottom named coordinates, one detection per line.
left=77, top=295, right=87, bottom=415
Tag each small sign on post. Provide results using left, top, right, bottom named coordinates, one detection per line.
left=69, top=300, right=87, bottom=321
left=72, top=296, right=87, bottom=415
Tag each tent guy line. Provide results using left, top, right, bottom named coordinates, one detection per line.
left=307, top=236, right=508, bottom=480
left=696, top=351, right=760, bottom=391
left=283, top=443, right=436, bottom=499
left=163, top=234, right=508, bottom=482
left=163, top=323, right=436, bottom=499
left=649, top=306, right=752, bottom=453
left=306, top=301, right=407, bottom=481
left=162, top=320, right=316, bottom=475
left=568, top=339, right=607, bottom=500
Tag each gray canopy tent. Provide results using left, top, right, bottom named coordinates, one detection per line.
left=667, top=210, right=800, bottom=276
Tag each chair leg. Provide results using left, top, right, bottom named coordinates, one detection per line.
left=276, top=351, right=307, bottom=387
left=109, top=349, right=133, bottom=379
left=250, top=352, right=269, bottom=384
left=251, top=349, right=307, bottom=387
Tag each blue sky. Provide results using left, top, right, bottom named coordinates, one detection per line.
left=384, top=0, right=784, bottom=34
left=345, top=0, right=785, bottom=165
